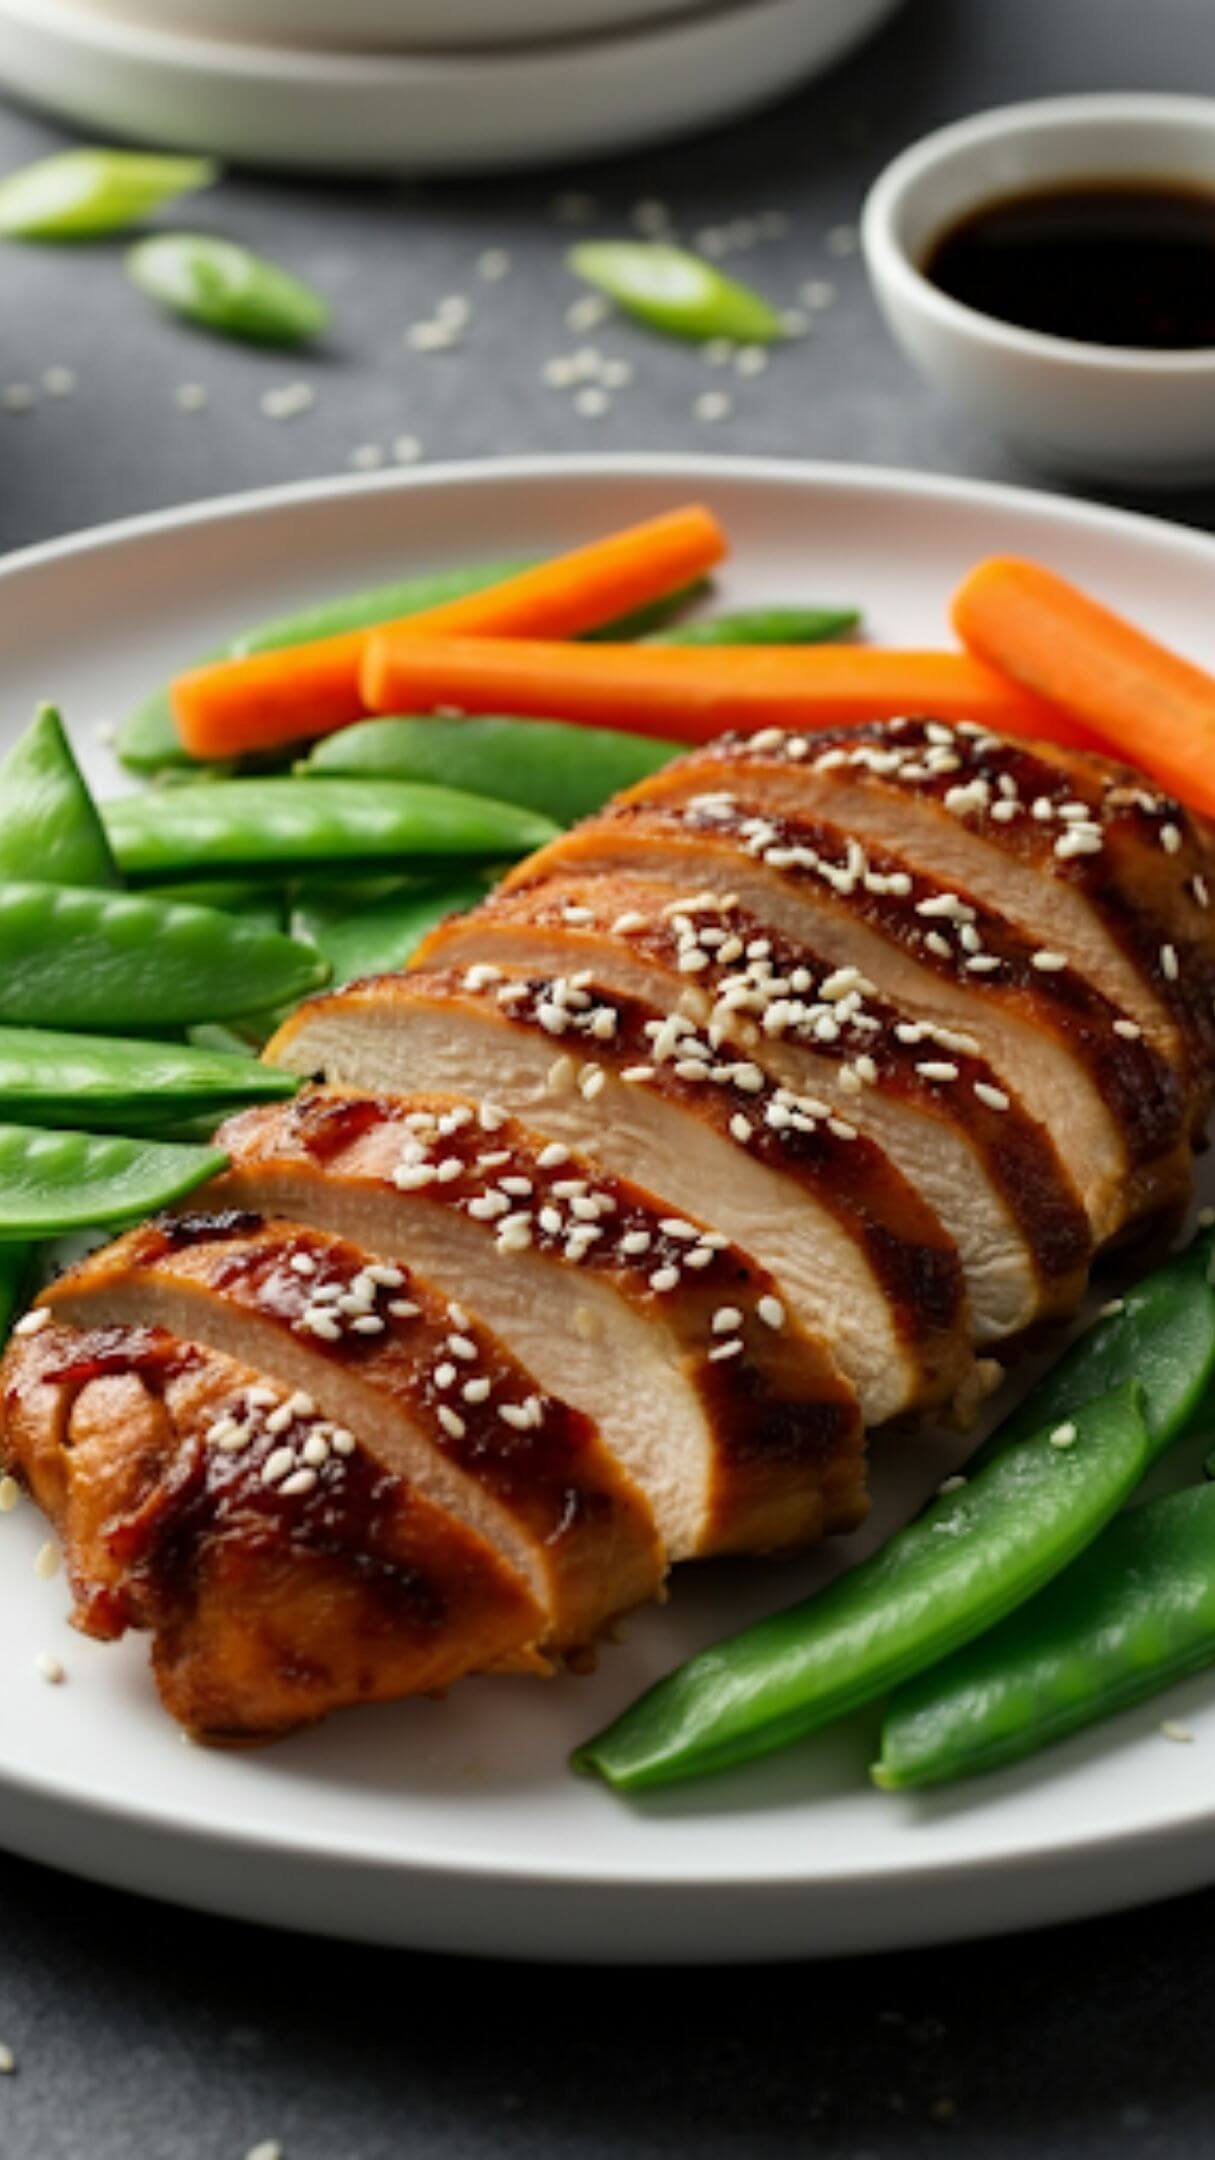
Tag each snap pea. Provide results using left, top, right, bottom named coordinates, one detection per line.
left=127, top=233, right=329, bottom=346
left=0, top=1240, right=33, bottom=1347
left=117, top=558, right=534, bottom=775
left=575, top=1385, right=1149, bottom=1790
left=649, top=606, right=862, bottom=647
left=0, top=882, right=327, bottom=1029
left=0, top=1123, right=225, bottom=1237
left=875, top=1484, right=1215, bottom=1790
left=0, top=150, right=216, bottom=241
left=104, top=778, right=558, bottom=882
left=0, top=706, right=118, bottom=887
left=146, top=878, right=283, bottom=914
left=567, top=241, right=785, bottom=344
left=291, top=873, right=489, bottom=988
left=0, top=1025, right=299, bottom=1131
left=302, top=717, right=681, bottom=824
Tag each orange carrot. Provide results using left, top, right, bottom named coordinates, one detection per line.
left=171, top=505, right=728, bottom=759
left=953, top=556, right=1215, bottom=812
left=358, top=634, right=1068, bottom=746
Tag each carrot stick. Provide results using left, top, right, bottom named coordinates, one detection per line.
left=358, top=634, right=1069, bottom=746
left=171, top=506, right=728, bottom=760
left=953, top=556, right=1215, bottom=811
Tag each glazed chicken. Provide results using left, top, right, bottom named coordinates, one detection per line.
left=5, top=716, right=1214, bottom=1742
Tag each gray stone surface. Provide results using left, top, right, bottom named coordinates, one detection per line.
left=1, top=2, right=1214, bottom=2153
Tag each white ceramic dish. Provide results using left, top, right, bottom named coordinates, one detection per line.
left=862, top=94, right=1215, bottom=488
left=3, top=454, right=1215, bottom=1963
left=73, top=0, right=708, bottom=52
left=0, top=0, right=902, bottom=175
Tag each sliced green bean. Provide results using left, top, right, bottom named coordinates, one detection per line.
left=0, top=882, right=327, bottom=1029
left=568, top=241, right=784, bottom=343
left=649, top=606, right=861, bottom=647
left=127, top=233, right=329, bottom=346
left=0, top=706, right=118, bottom=887
left=0, top=1123, right=225, bottom=1237
left=104, top=778, right=558, bottom=882
left=0, top=150, right=217, bottom=241
left=875, top=1484, right=1215, bottom=1790
left=117, top=559, right=534, bottom=775
left=0, top=1025, right=299, bottom=1130
left=575, top=1385, right=1149, bottom=1790
left=292, top=874, right=489, bottom=988
left=0, top=1240, right=33, bottom=1346
left=302, top=717, right=680, bottom=824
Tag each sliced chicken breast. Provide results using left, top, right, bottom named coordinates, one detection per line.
left=416, top=873, right=1092, bottom=1343
left=3, top=1318, right=543, bottom=1740
left=268, top=969, right=973, bottom=1428
left=213, top=1088, right=868, bottom=1559
left=44, top=1216, right=663, bottom=1649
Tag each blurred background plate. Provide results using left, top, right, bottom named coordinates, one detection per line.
left=69, top=0, right=712, bottom=51
left=0, top=0, right=905, bottom=175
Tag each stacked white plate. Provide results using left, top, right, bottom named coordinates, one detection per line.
left=0, top=0, right=904, bottom=174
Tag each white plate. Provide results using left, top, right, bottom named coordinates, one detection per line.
left=73, top=0, right=709, bottom=53
left=2, top=454, right=1215, bottom=1965
left=0, top=0, right=902, bottom=175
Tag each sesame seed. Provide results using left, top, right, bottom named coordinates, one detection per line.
left=262, top=1447, right=296, bottom=1486
left=729, top=1113, right=753, bottom=1144
left=289, top=1252, right=317, bottom=1276
left=478, top=246, right=511, bottom=281
left=0, top=1475, right=20, bottom=1512
left=174, top=381, right=208, bottom=411
left=1113, top=1017, right=1142, bottom=1040
left=34, top=1541, right=59, bottom=1580
left=649, top=1266, right=680, bottom=1293
left=245, top=2143, right=284, bottom=2160
left=437, top=1405, right=467, bottom=1439
left=14, top=1307, right=50, bottom=1337
left=350, top=1314, right=386, bottom=1335
left=916, top=1061, right=959, bottom=1083
left=349, top=442, right=384, bottom=471
left=973, top=1081, right=1010, bottom=1111
left=1161, top=822, right=1182, bottom=855
left=757, top=1295, right=785, bottom=1329
left=1098, top=1297, right=1126, bottom=1318
left=826, top=222, right=859, bottom=255
left=42, top=364, right=75, bottom=396
left=463, top=1377, right=492, bottom=1404
left=0, top=2044, right=14, bottom=2074
left=2, top=383, right=34, bottom=412
left=388, top=1298, right=420, bottom=1318
left=712, top=1305, right=743, bottom=1334
left=1161, top=943, right=1180, bottom=982
left=574, top=385, right=610, bottom=419
left=1049, top=1422, right=1078, bottom=1449
left=708, top=1339, right=744, bottom=1361
left=1032, top=950, right=1068, bottom=972
left=35, top=1652, right=65, bottom=1685
left=393, top=434, right=424, bottom=464
left=693, top=390, right=734, bottom=423
left=1160, top=1720, right=1195, bottom=1744
left=259, top=382, right=315, bottom=420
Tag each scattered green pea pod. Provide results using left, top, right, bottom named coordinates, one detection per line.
left=127, top=233, right=329, bottom=346
left=0, top=1123, right=226, bottom=1237
left=0, top=882, right=327, bottom=1029
left=0, top=706, right=118, bottom=887
left=0, top=1025, right=299, bottom=1131
left=117, top=559, right=534, bottom=775
left=0, top=1240, right=33, bottom=1347
left=104, top=777, right=559, bottom=881
left=0, top=149, right=217, bottom=240
left=292, top=873, right=489, bottom=988
left=567, top=241, right=785, bottom=343
left=649, top=606, right=862, bottom=647
left=875, top=1483, right=1215, bottom=1790
left=302, top=717, right=680, bottom=824
left=575, top=1385, right=1149, bottom=1790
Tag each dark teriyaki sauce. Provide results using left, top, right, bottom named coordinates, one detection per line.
left=923, top=179, right=1215, bottom=350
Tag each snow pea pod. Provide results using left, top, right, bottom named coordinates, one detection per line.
left=0, top=705, right=118, bottom=886
left=575, top=1384, right=1149, bottom=1790
left=0, top=1025, right=299, bottom=1130
left=875, top=1483, right=1215, bottom=1790
left=0, top=150, right=216, bottom=240
left=0, top=882, right=327, bottom=1028
left=128, top=233, right=329, bottom=346
left=649, top=606, right=861, bottom=647
left=0, top=1123, right=225, bottom=1237
left=567, top=242, right=784, bottom=343
left=291, top=873, right=489, bottom=988
left=117, top=560, right=534, bottom=775
left=302, top=717, right=681, bottom=824
left=105, top=778, right=558, bottom=881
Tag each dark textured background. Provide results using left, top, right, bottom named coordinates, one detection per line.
left=2, top=2, right=1215, bottom=2153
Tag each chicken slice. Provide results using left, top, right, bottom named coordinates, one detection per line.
left=43, top=1215, right=663, bottom=1649
left=2, top=1318, right=544, bottom=1741
left=640, top=721, right=1215, bottom=1114
left=267, top=970, right=973, bottom=1428
left=213, top=1088, right=868, bottom=1559
left=415, top=872, right=1092, bottom=1342
left=501, top=795, right=1192, bottom=1247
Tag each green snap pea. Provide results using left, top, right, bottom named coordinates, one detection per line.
left=0, top=1240, right=33, bottom=1347
left=575, top=1385, right=1149, bottom=1790
left=0, top=150, right=217, bottom=240
left=0, top=882, right=327, bottom=1029
left=567, top=241, right=784, bottom=344
left=127, top=233, right=329, bottom=346
left=302, top=717, right=681, bottom=824
left=0, top=1123, right=226, bottom=1237
left=0, top=1025, right=299, bottom=1131
left=291, top=873, right=489, bottom=988
left=117, top=559, right=534, bottom=775
left=875, top=1484, right=1215, bottom=1790
left=0, top=706, right=118, bottom=887
left=584, top=580, right=711, bottom=642
left=145, top=878, right=286, bottom=918
left=649, top=606, right=862, bottom=647
left=104, top=778, right=558, bottom=882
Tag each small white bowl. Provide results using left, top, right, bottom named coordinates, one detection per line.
left=862, top=94, right=1215, bottom=488
left=75, top=0, right=708, bottom=50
